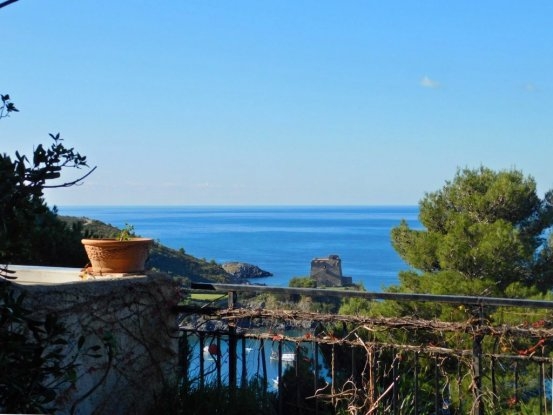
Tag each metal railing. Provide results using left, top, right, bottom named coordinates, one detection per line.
left=176, top=283, right=553, bottom=415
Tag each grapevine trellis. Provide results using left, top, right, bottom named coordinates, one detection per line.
left=177, top=284, right=553, bottom=415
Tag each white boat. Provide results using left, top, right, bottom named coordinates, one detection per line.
left=270, top=351, right=295, bottom=362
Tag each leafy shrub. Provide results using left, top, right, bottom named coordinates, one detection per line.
left=0, top=283, right=78, bottom=413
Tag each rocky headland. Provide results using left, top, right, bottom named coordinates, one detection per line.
left=222, top=262, right=273, bottom=280
left=60, top=216, right=272, bottom=285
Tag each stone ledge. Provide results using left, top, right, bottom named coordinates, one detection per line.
left=9, top=264, right=150, bottom=285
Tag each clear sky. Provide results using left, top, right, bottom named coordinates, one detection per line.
left=2, top=1, right=552, bottom=206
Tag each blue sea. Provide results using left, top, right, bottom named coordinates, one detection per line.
left=59, top=205, right=421, bottom=292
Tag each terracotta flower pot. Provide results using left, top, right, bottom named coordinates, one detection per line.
left=81, top=238, right=154, bottom=274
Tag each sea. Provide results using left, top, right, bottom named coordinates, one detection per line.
left=58, top=205, right=421, bottom=292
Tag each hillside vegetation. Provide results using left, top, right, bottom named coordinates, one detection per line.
left=60, top=216, right=232, bottom=284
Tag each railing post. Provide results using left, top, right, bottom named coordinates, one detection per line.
left=199, top=332, right=205, bottom=389
left=229, top=323, right=237, bottom=391
left=314, top=340, right=319, bottom=415
left=241, top=336, right=247, bottom=387
left=260, top=339, right=268, bottom=390
left=393, top=348, right=398, bottom=415
left=178, top=330, right=189, bottom=382
left=331, top=344, right=336, bottom=408
left=278, top=340, right=283, bottom=415
left=228, top=290, right=236, bottom=309
left=457, top=357, right=463, bottom=414
left=295, top=343, right=301, bottom=412
left=216, top=334, right=222, bottom=390
left=491, top=355, right=497, bottom=409
left=434, top=356, right=439, bottom=415
left=472, top=336, right=483, bottom=414
left=514, top=362, right=519, bottom=407
left=472, top=305, right=484, bottom=415
left=369, top=346, right=376, bottom=406
left=414, top=351, right=418, bottom=415
left=540, top=360, right=545, bottom=415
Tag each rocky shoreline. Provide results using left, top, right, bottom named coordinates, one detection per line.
left=222, top=262, right=273, bottom=280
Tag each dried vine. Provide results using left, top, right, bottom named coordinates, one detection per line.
left=182, top=306, right=553, bottom=413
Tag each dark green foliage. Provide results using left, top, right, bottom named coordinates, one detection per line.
left=3, top=206, right=90, bottom=267
left=0, top=94, right=18, bottom=118
left=339, top=296, right=372, bottom=316
left=0, top=93, right=106, bottom=413
left=0, top=100, right=94, bottom=268
left=335, top=167, right=553, bottom=413
left=390, top=167, right=553, bottom=297
left=289, top=276, right=317, bottom=288
left=147, top=378, right=278, bottom=415
left=278, top=345, right=334, bottom=415
left=153, top=348, right=332, bottom=415
left=149, top=243, right=232, bottom=283
left=286, top=277, right=342, bottom=313
left=0, top=284, right=76, bottom=413
left=0, top=283, right=110, bottom=414
left=346, top=167, right=553, bottom=389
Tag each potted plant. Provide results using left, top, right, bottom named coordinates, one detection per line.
left=81, top=224, right=153, bottom=275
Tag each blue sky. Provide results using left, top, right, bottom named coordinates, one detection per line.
left=2, top=1, right=552, bottom=205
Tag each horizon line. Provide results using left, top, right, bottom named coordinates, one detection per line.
left=56, top=203, right=420, bottom=208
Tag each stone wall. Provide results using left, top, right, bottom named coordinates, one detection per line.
left=10, top=269, right=180, bottom=415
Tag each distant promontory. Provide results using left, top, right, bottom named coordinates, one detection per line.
left=222, top=262, right=273, bottom=279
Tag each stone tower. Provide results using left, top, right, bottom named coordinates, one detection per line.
left=310, top=254, right=345, bottom=287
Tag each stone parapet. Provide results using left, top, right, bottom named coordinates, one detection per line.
left=8, top=266, right=180, bottom=415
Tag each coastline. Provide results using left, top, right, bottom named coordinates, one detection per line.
left=59, top=205, right=418, bottom=291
